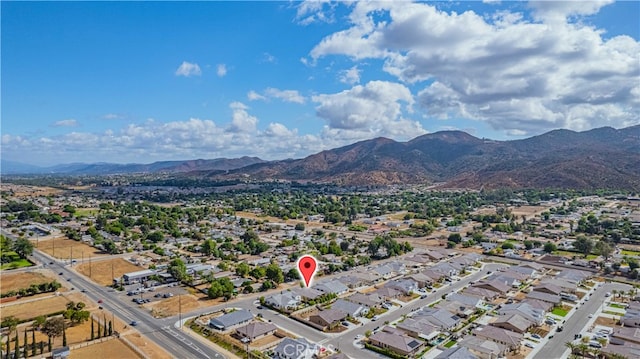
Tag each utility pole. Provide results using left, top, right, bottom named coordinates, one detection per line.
left=179, top=295, right=182, bottom=331
left=89, top=255, right=92, bottom=278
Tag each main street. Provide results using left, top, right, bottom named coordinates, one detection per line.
left=31, top=249, right=225, bottom=359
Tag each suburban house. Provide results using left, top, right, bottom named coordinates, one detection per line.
left=373, top=287, right=403, bottom=301
left=532, top=283, right=564, bottom=296
left=265, top=292, right=300, bottom=311
left=491, top=313, right=535, bottom=334
left=384, top=279, right=418, bottom=295
left=396, top=318, right=439, bottom=340
left=368, top=331, right=424, bottom=357
left=525, top=290, right=561, bottom=305
left=435, top=346, right=479, bottom=359
left=621, top=307, right=640, bottom=328
left=472, top=279, right=510, bottom=296
left=235, top=322, right=277, bottom=342
left=413, top=308, right=461, bottom=331
left=346, top=292, right=384, bottom=308
left=309, top=309, right=348, bottom=330
left=315, top=280, right=349, bottom=296
left=291, top=287, right=324, bottom=302
left=273, top=337, right=315, bottom=359
left=459, top=336, right=508, bottom=359
left=209, top=310, right=253, bottom=332
left=462, top=287, right=501, bottom=301
left=472, top=326, right=523, bottom=351
left=405, top=272, right=433, bottom=288
left=331, top=299, right=368, bottom=317
left=612, top=327, right=640, bottom=345
left=498, top=303, right=545, bottom=325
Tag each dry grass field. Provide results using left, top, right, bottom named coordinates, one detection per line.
left=122, top=332, right=172, bottom=359
left=508, top=205, right=552, bottom=217
left=34, top=237, right=105, bottom=260
left=145, top=294, right=210, bottom=318
left=0, top=270, right=59, bottom=294
left=0, top=292, right=87, bottom=321
left=69, top=339, right=141, bottom=359
left=76, top=258, right=142, bottom=286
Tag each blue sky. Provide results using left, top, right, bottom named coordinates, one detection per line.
left=2, top=1, right=639, bottom=166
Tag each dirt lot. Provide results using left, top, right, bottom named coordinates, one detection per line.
left=595, top=316, right=618, bottom=326
left=145, top=294, right=211, bottom=318
left=1, top=292, right=87, bottom=321
left=122, top=332, right=172, bottom=359
left=69, top=339, right=141, bottom=359
left=0, top=269, right=59, bottom=294
left=34, top=237, right=105, bottom=260
left=76, top=258, right=142, bottom=286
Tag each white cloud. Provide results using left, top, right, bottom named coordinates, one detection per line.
left=308, top=1, right=640, bottom=136
left=247, top=90, right=266, bottom=101
left=228, top=102, right=258, bottom=133
left=261, top=52, right=277, bottom=63
left=175, top=61, right=202, bottom=77
left=264, top=88, right=306, bottom=104
left=216, top=64, right=227, bottom=77
left=296, top=0, right=336, bottom=25
left=52, top=119, right=78, bottom=127
left=248, top=88, right=306, bottom=104
left=312, top=80, right=425, bottom=141
left=339, top=66, right=361, bottom=85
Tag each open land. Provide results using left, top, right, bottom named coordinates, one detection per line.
left=76, top=258, right=142, bottom=286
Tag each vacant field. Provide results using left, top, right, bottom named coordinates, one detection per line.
left=0, top=270, right=59, bottom=294
left=0, top=292, right=86, bottom=321
left=69, top=339, right=141, bottom=359
left=76, top=258, right=142, bottom=286
left=74, top=208, right=99, bottom=217
left=146, top=294, right=214, bottom=318
left=34, top=237, right=105, bottom=260
left=122, top=332, right=172, bottom=359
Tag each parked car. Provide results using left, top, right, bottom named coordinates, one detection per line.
left=531, top=334, right=541, bottom=339
left=525, top=342, right=535, bottom=349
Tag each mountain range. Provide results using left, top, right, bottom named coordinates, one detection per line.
left=2, top=125, right=639, bottom=190
left=0, top=157, right=266, bottom=176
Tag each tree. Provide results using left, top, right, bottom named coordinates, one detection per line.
left=91, top=319, right=95, bottom=340
left=544, top=241, right=557, bottom=253
left=167, top=259, right=187, bottom=282
left=294, top=223, right=305, bottom=231
left=208, top=277, right=234, bottom=300
left=524, top=240, right=534, bottom=250
left=201, top=239, right=216, bottom=256
left=108, top=321, right=112, bottom=336
left=595, top=240, right=613, bottom=260
left=13, top=238, right=33, bottom=259
left=14, top=331, right=19, bottom=359
left=265, top=263, right=284, bottom=284
left=1, top=316, right=18, bottom=337
left=62, top=326, right=67, bottom=347
left=573, top=236, right=594, bottom=257
left=235, top=262, right=250, bottom=277
left=32, top=316, right=46, bottom=329
left=31, top=329, right=36, bottom=356
left=42, top=317, right=65, bottom=344
left=146, top=231, right=164, bottom=243
left=23, top=329, right=27, bottom=359
left=448, top=233, right=462, bottom=244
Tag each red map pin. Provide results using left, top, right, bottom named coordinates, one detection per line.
left=297, top=255, right=318, bottom=288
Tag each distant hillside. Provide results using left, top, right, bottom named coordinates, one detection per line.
left=203, top=125, right=640, bottom=190
left=0, top=156, right=266, bottom=175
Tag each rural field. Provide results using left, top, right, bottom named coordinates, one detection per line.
left=76, top=258, right=142, bottom=286
left=33, top=237, right=105, bottom=260
left=1, top=292, right=87, bottom=321
left=69, top=339, right=141, bottom=359
left=0, top=270, right=59, bottom=294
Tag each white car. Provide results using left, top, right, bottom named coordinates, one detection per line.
left=525, top=342, right=535, bottom=349
left=588, top=314, right=594, bottom=318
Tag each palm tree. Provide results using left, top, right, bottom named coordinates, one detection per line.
left=565, top=342, right=578, bottom=355
left=576, top=343, right=590, bottom=358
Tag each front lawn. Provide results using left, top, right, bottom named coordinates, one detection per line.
left=0, top=252, right=33, bottom=270
left=552, top=307, right=569, bottom=317
left=444, top=340, right=457, bottom=348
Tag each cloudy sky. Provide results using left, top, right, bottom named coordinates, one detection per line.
left=2, top=1, right=639, bottom=166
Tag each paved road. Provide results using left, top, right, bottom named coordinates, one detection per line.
left=31, top=250, right=225, bottom=359
left=533, top=281, right=632, bottom=359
